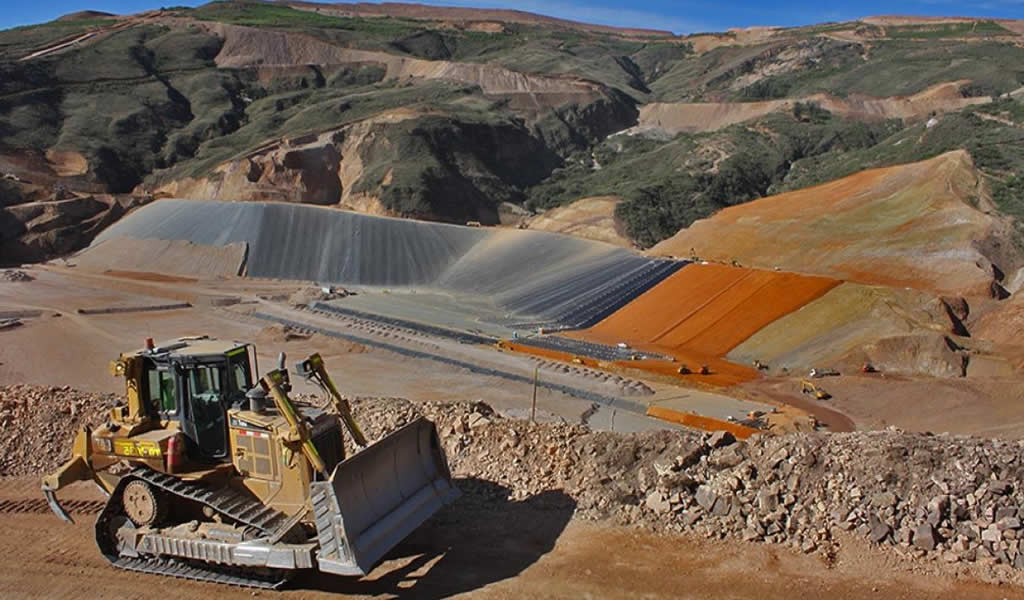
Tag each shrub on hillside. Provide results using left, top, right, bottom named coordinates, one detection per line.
left=738, top=78, right=792, bottom=100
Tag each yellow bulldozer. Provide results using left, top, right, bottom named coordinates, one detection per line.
left=41, top=336, right=458, bottom=589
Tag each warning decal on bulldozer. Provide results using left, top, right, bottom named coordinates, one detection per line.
left=113, top=440, right=161, bottom=458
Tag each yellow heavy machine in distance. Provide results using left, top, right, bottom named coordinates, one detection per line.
left=800, top=378, right=832, bottom=400
left=42, top=336, right=458, bottom=589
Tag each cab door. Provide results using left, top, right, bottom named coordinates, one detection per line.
left=180, top=363, right=229, bottom=460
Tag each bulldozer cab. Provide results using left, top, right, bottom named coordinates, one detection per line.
left=134, top=339, right=256, bottom=462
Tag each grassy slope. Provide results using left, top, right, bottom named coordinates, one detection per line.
left=779, top=101, right=1024, bottom=234
left=191, top=1, right=424, bottom=39
left=884, top=20, right=1011, bottom=39
left=529, top=107, right=900, bottom=247
left=0, top=3, right=646, bottom=200
left=567, top=98, right=1024, bottom=249
left=649, top=37, right=1024, bottom=102
left=0, top=24, right=239, bottom=191
left=5, top=3, right=1024, bottom=245
left=0, top=17, right=120, bottom=60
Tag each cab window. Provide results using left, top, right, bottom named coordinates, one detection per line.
left=189, top=365, right=223, bottom=396
left=146, top=368, right=178, bottom=415
left=230, top=357, right=251, bottom=393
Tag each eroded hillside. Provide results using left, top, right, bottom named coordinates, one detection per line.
left=4, top=2, right=1024, bottom=262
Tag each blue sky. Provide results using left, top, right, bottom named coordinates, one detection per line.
left=3, top=0, right=1024, bottom=34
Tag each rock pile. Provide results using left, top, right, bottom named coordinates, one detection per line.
left=287, top=285, right=348, bottom=307
left=0, top=384, right=114, bottom=476
left=1, top=270, right=34, bottom=282
left=343, top=397, right=1024, bottom=579
left=4, top=384, right=1022, bottom=582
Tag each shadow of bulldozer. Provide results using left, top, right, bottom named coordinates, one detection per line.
left=298, top=477, right=576, bottom=598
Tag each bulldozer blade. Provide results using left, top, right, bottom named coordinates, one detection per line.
left=44, top=488, right=75, bottom=524
left=311, top=417, right=459, bottom=576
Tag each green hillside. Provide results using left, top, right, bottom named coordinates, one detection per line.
left=4, top=1, right=1024, bottom=257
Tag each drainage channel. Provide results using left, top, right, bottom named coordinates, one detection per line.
left=251, top=312, right=646, bottom=417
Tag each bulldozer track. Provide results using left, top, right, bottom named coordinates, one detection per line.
left=134, top=468, right=291, bottom=533
left=0, top=498, right=105, bottom=515
left=95, top=467, right=293, bottom=589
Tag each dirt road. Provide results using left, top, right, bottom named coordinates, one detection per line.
left=0, top=477, right=1015, bottom=600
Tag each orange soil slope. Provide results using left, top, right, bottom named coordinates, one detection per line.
left=653, top=151, right=1013, bottom=297
left=560, top=263, right=838, bottom=385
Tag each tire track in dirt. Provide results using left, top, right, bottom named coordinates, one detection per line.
left=0, top=498, right=105, bottom=516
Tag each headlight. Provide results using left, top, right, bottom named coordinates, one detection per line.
left=95, top=437, right=113, bottom=453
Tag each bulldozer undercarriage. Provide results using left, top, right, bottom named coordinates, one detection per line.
left=96, top=467, right=301, bottom=589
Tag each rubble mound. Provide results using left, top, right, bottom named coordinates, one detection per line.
left=4, top=384, right=1023, bottom=581
left=1, top=270, right=33, bottom=282
left=345, top=396, right=1024, bottom=578
left=287, top=285, right=349, bottom=307
left=0, top=385, right=114, bottom=476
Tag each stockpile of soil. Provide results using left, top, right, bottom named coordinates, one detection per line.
left=287, top=285, right=349, bottom=307
left=254, top=323, right=367, bottom=354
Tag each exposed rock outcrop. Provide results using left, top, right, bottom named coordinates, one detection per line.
left=153, top=110, right=565, bottom=224
left=0, top=188, right=140, bottom=265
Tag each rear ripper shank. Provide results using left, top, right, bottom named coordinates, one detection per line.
left=41, top=337, right=458, bottom=588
